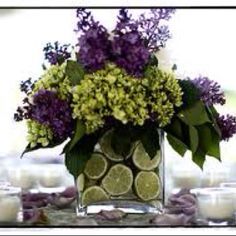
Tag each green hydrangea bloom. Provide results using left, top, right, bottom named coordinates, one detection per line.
left=144, top=66, right=183, bottom=127
left=26, top=120, right=53, bottom=148
left=72, top=63, right=183, bottom=133
left=33, top=63, right=71, bottom=100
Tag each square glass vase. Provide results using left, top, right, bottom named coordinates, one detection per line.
left=75, top=129, right=165, bottom=216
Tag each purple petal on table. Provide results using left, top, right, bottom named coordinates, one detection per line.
left=23, top=208, right=49, bottom=225
left=22, top=193, right=49, bottom=202
left=48, top=195, right=75, bottom=209
left=182, top=205, right=197, bottom=216
left=23, top=199, right=48, bottom=209
left=95, top=209, right=127, bottom=221
left=179, top=194, right=196, bottom=204
left=60, top=186, right=77, bottom=198
left=150, top=213, right=193, bottom=226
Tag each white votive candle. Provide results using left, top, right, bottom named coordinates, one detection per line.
left=8, top=167, right=36, bottom=190
left=192, top=188, right=235, bottom=222
left=39, top=165, right=65, bottom=188
left=0, top=187, right=22, bottom=222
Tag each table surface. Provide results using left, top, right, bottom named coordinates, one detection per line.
left=26, top=206, right=158, bottom=227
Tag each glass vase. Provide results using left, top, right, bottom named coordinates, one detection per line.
left=75, top=129, right=165, bottom=216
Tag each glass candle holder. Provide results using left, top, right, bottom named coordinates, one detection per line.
left=38, top=164, right=67, bottom=193
left=7, top=165, right=38, bottom=192
left=220, top=182, right=236, bottom=211
left=0, top=186, right=22, bottom=223
left=191, top=187, right=235, bottom=225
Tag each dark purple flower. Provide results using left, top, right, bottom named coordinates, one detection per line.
left=76, top=8, right=111, bottom=71
left=192, top=76, right=226, bottom=106
left=20, top=78, right=35, bottom=95
left=14, top=90, right=73, bottom=141
left=43, top=42, right=71, bottom=65
left=217, top=114, right=236, bottom=141
left=112, top=31, right=150, bottom=77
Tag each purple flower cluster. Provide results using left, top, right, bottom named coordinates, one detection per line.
left=15, top=90, right=73, bottom=141
left=192, top=76, right=226, bottom=106
left=75, top=8, right=174, bottom=76
left=43, top=42, right=71, bottom=65
left=217, top=114, right=236, bottom=141
left=76, top=8, right=111, bottom=71
left=137, top=8, right=175, bottom=51
left=112, top=31, right=150, bottom=77
left=20, top=78, right=35, bottom=95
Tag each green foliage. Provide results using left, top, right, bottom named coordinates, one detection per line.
left=140, top=126, right=160, bottom=159
left=111, top=127, right=133, bottom=157
left=165, top=101, right=221, bottom=168
left=166, top=134, right=188, bottom=156
left=65, top=132, right=100, bottom=178
left=178, top=101, right=210, bottom=126
left=178, top=79, right=200, bottom=108
left=65, top=60, right=84, bottom=86
left=67, top=120, right=86, bottom=151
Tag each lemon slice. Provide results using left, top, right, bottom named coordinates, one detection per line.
left=135, top=171, right=161, bottom=201
left=132, top=142, right=161, bottom=171
left=84, top=153, right=108, bottom=180
left=102, top=164, right=133, bottom=196
left=82, top=186, right=109, bottom=206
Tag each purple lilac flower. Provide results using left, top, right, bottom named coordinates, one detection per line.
left=14, top=90, right=73, bottom=141
left=114, top=8, right=175, bottom=52
left=217, top=114, right=236, bottom=141
left=43, top=42, right=71, bottom=65
left=192, top=76, right=226, bottom=106
left=20, top=78, right=35, bottom=95
left=137, top=8, right=175, bottom=51
left=112, top=31, right=150, bottom=77
left=76, top=8, right=111, bottom=71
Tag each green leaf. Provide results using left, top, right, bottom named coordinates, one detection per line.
left=65, top=133, right=99, bottom=178
left=196, top=124, right=221, bottom=161
left=178, top=101, right=210, bottom=126
left=166, top=134, right=188, bottom=157
left=207, top=128, right=220, bottom=159
left=189, top=126, right=198, bottom=153
left=192, top=148, right=206, bottom=169
left=111, top=127, right=133, bottom=157
left=68, top=120, right=86, bottom=152
left=206, top=105, right=222, bottom=137
left=21, top=139, right=65, bottom=158
left=65, top=60, right=84, bottom=85
left=141, top=128, right=160, bottom=159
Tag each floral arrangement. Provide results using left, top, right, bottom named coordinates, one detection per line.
left=15, top=8, right=236, bottom=179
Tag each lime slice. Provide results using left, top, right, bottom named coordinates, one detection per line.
left=133, top=142, right=161, bottom=171
left=135, top=171, right=161, bottom=201
left=84, top=153, right=108, bottom=180
left=102, top=164, right=133, bottom=196
left=100, top=130, right=124, bottom=162
left=76, top=173, right=85, bottom=192
left=82, top=186, right=109, bottom=206
left=85, top=179, right=97, bottom=189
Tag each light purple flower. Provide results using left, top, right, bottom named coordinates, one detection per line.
left=192, top=76, right=226, bottom=106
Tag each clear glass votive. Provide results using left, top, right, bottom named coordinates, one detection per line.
left=7, top=165, right=38, bottom=192
left=38, top=164, right=67, bottom=193
left=191, top=187, right=235, bottom=225
left=0, top=186, right=22, bottom=223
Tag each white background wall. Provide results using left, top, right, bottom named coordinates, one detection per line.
left=0, top=9, right=236, bottom=168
